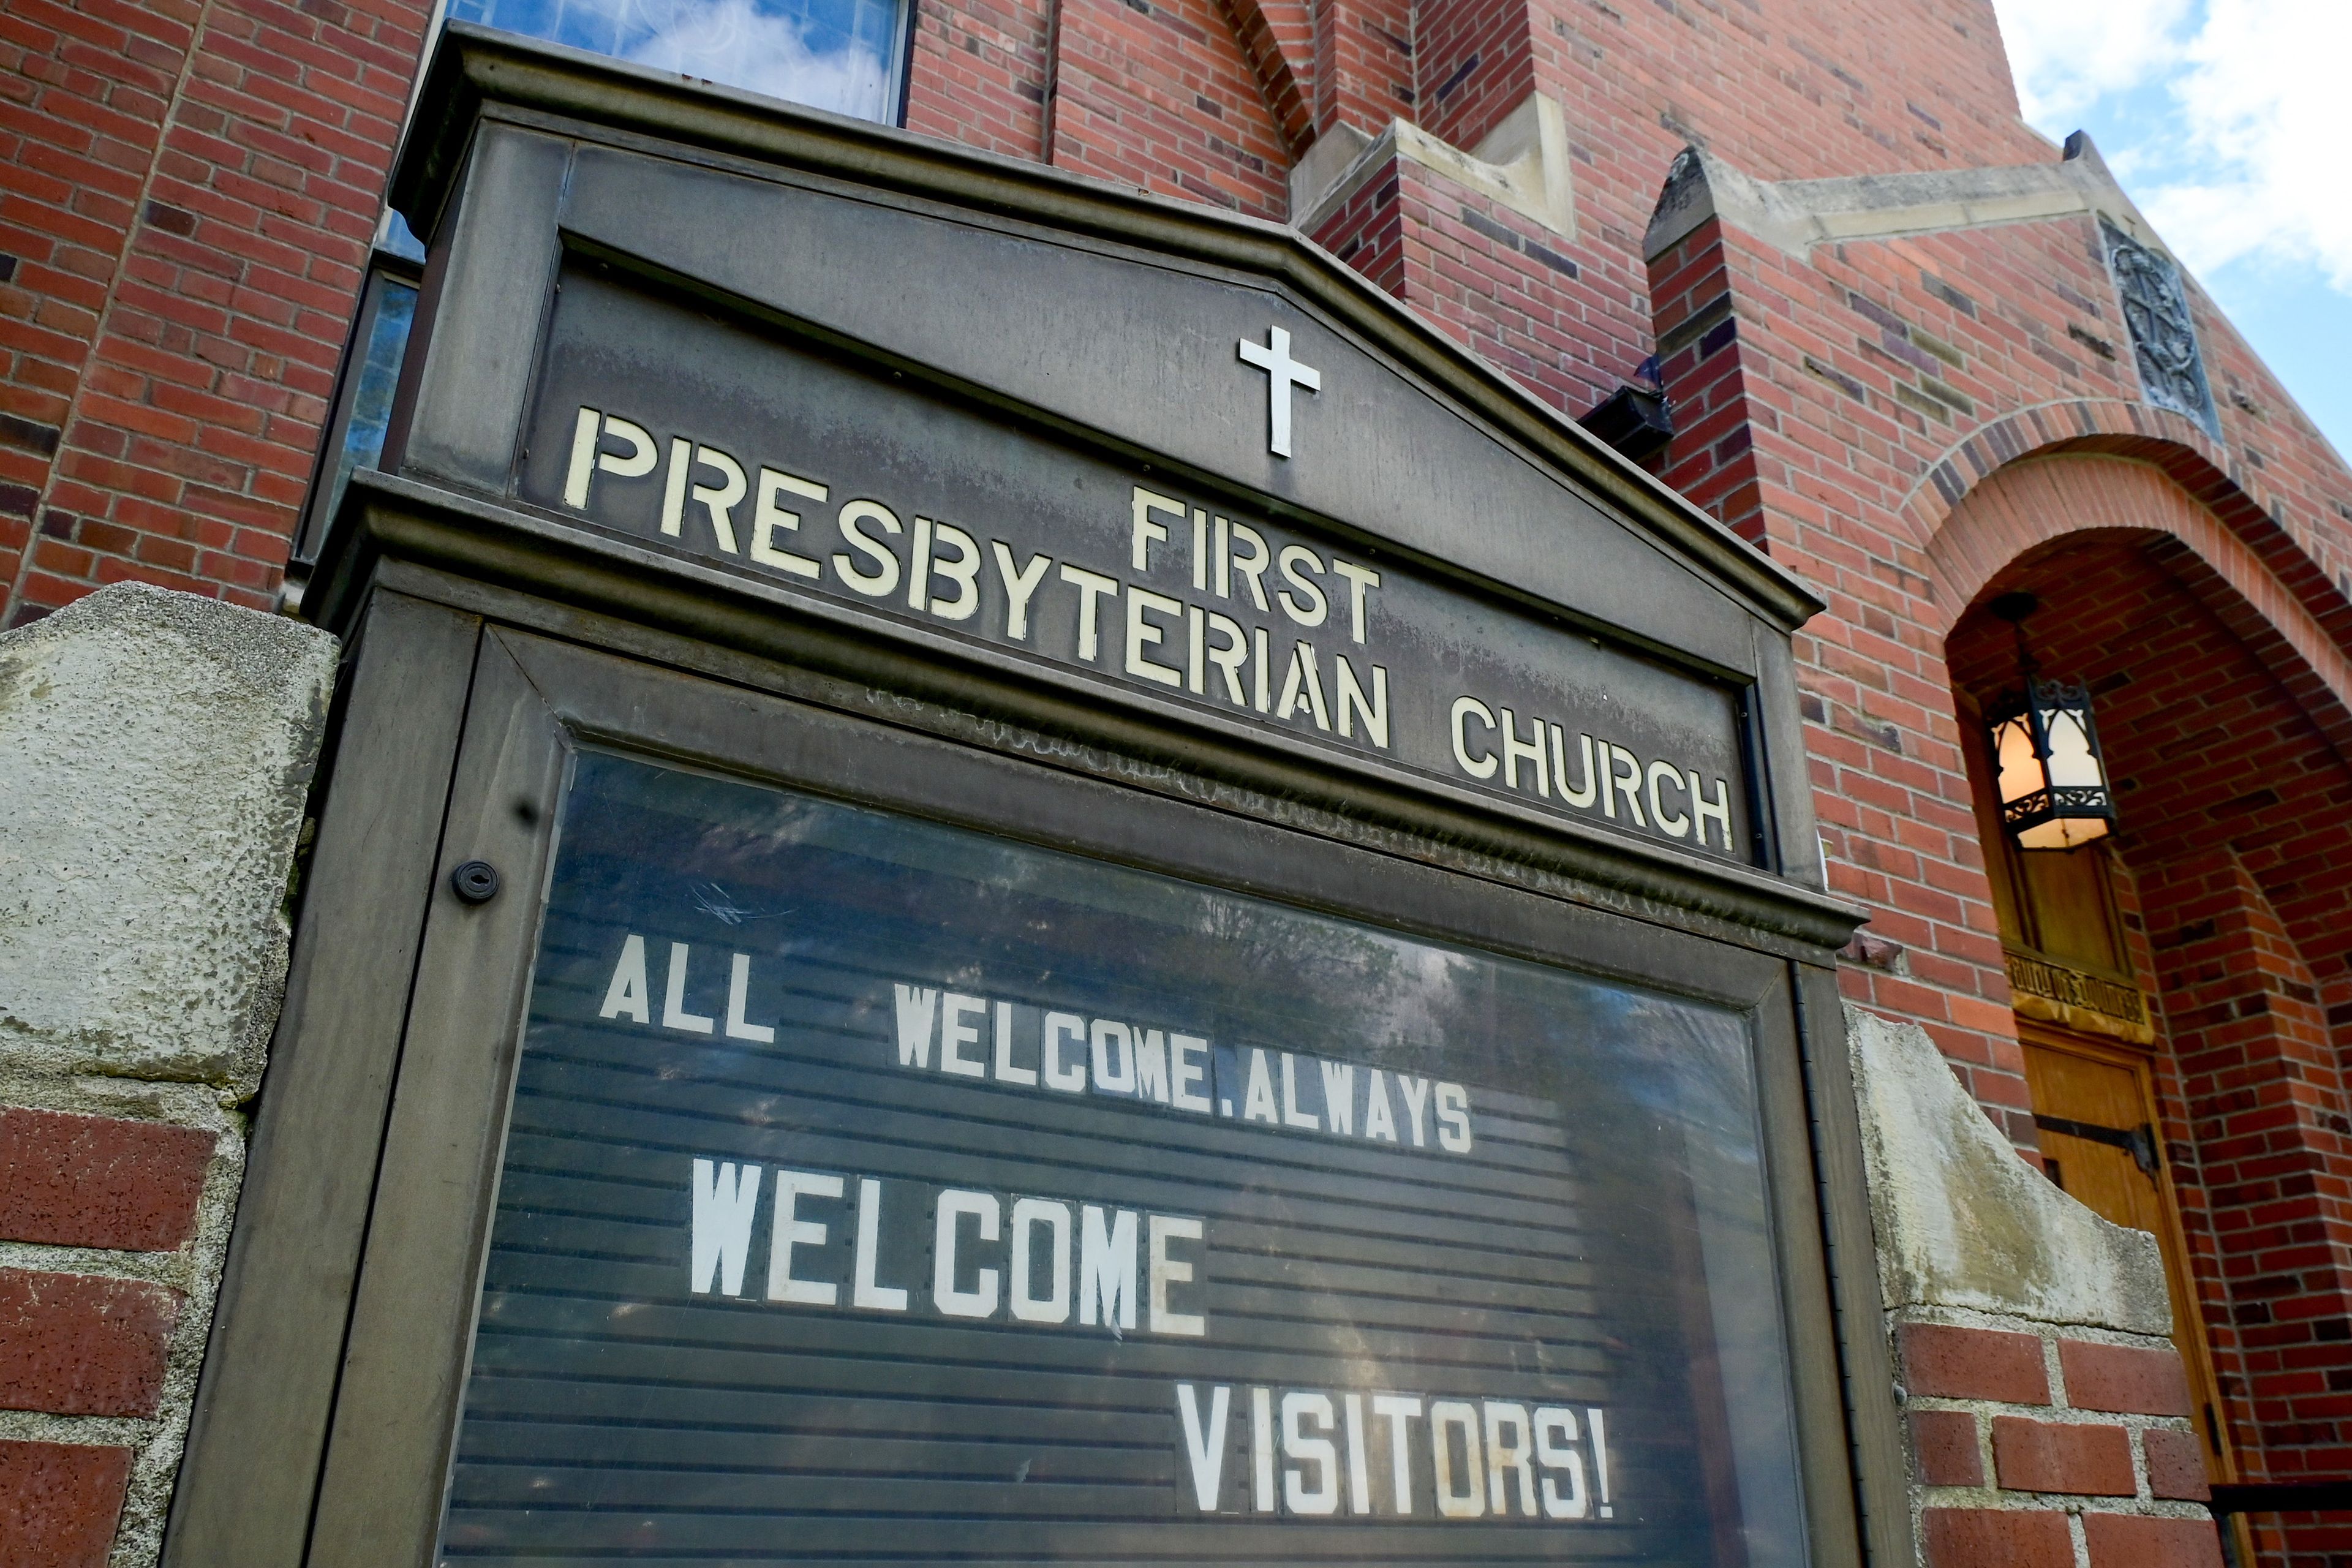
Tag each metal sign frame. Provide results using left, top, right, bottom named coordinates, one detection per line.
left=164, top=29, right=1904, bottom=1568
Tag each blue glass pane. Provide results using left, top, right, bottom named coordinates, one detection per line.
left=314, top=278, right=416, bottom=546
left=447, top=0, right=901, bottom=122
left=380, top=209, right=427, bottom=263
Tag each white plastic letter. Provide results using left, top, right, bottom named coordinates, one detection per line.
left=1079, top=1204, right=1137, bottom=1329
left=1371, top=1394, right=1422, bottom=1515
left=832, top=500, right=902, bottom=596
left=1434, top=1082, right=1473, bottom=1153
left=724, top=953, right=775, bottom=1044
left=1484, top=1401, right=1537, bottom=1517
left=1132, top=487, right=1183, bottom=571
left=1148, top=1213, right=1207, bottom=1336
left=1452, top=696, right=1499, bottom=780
left=990, top=541, right=1052, bottom=640
left=1429, top=1400, right=1485, bottom=1518
left=1008, top=1197, right=1073, bottom=1324
left=1042, top=1012, right=1088, bottom=1092
left=663, top=943, right=714, bottom=1035
left=852, top=1176, right=910, bottom=1311
left=689, top=1158, right=760, bottom=1296
left=939, top=993, right=987, bottom=1077
left=751, top=468, right=826, bottom=578
left=1283, top=1392, right=1339, bottom=1514
left=933, top=1189, right=1001, bottom=1318
left=1533, top=1408, right=1588, bottom=1519
left=600, top=934, right=650, bottom=1023
left=1178, top=1384, right=1232, bottom=1510
left=767, top=1170, right=842, bottom=1305
left=1648, top=758, right=1691, bottom=837
left=893, top=984, right=938, bottom=1068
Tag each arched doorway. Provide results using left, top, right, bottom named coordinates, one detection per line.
left=1937, top=456, right=2352, bottom=1567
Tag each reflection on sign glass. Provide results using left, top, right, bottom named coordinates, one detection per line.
left=448, top=0, right=903, bottom=122
left=434, top=750, right=1811, bottom=1565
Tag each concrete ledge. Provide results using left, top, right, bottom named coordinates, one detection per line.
left=0, top=585, right=337, bottom=1093
left=1292, top=92, right=1574, bottom=239
left=1845, top=1005, right=2170, bottom=1335
left=1645, top=133, right=2165, bottom=262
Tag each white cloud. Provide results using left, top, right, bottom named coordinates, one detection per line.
left=1990, top=0, right=2193, bottom=126
left=459, top=0, right=895, bottom=121
left=2144, top=0, right=2352, bottom=288
left=624, top=0, right=893, bottom=123
left=1994, top=0, right=2352, bottom=292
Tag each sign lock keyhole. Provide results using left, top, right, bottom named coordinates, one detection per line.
left=451, top=860, right=502, bottom=904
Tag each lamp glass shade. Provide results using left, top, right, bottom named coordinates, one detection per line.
left=1989, top=678, right=2114, bottom=851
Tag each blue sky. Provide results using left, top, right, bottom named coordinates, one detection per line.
left=1989, top=0, right=2351, bottom=462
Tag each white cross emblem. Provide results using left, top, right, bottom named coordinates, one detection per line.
left=1238, top=325, right=1321, bottom=458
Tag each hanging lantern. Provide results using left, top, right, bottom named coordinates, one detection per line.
left=1984, top=592, right=2116, bottom=851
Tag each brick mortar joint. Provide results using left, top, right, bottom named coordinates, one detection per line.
left=1888, top=1303, right=2179, bottom=1354
left=1917, top=1486, right=2212, bottom=1520
left=1882, top=1306, right=2173, bottom=1354
left=0, top=1411, right=156, bottom=1450
left=1904, top=1395, right=2196, bottom=1432
left=0, top=1241, right=200, bottom=1292
left=0, top=1067, right=252, bottom=1128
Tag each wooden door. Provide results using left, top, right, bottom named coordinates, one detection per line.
left=2021, top=1030, right=2236, bottom=1479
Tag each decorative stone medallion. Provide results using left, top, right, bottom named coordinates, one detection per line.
left=2101, top=219, right=2219, bottom=437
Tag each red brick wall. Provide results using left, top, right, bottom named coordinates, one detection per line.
left=0, top=0, right=430, bottom=629
left=1322, top=154, right=1641, bottom=418
left=0, top=1442, right=136, bottom=1568
left=1897, top=1319, right=2222, bottom=1568
left=1036, top=0, right=1292, bottom=217
left=1638, top=190, right=2352, bottom=1127
left=1414, top=0, right=1532, bottom=154
left=1306, top=0, right=1412, bottom=139
left=1280, top=0, right=2072, bottom=436
left=1642, top=170, right=2352, bottom=1565
left=902, top=0, right=1052, bottom=158
left=0, top=1109, right=224, bottom=1566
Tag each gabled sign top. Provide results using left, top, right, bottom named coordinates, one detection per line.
left=345, top=25, right=1849, bottom=914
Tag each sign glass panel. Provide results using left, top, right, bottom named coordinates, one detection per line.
left=433, top=749, right=1809, bottom=1566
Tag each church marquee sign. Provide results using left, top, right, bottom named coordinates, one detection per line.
left=164, top=28, right=1899, bottom=1568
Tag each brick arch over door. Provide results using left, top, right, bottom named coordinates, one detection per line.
left=1898, top=397, right=2352, bottom=667
left=1932, top=454, right=2352, bottom=1549
left=1921, top=451, right=2352, bottom=771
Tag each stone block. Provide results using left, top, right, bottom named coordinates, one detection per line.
left=0, top=1107, right=216, bottom=1251
left=0, top=1268, right=181, bottom=1418
left=1846, top=1005, right=2172, bottom=1334
left=1909, top=1409, right=1984, bottom=1486
left=0, top=1440, right=133, bottom=1568
left=1919, top=1506, right=2075, bottom=1568
left=2142, top=1427, right=2211, bottom=1501
left=2082, top=1513, right=2224, bottom=1568
left=1899, top=1322, right=2050, bottom=1404
left=0, top=584, right=337, bottom=1091
left=1991, top=1415, right=2136, bottom=1496
left=2061, top=1339, right=2195, bottom=1417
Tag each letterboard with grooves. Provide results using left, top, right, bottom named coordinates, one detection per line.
left=432, top=749, right=1809, bottom=1566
